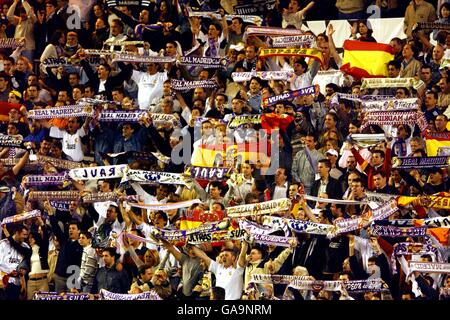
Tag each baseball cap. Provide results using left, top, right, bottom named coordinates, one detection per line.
left=326, top=149, right=339, bottom=157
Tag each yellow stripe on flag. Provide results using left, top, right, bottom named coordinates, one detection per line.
left=342, top=50, right=393, bottom=77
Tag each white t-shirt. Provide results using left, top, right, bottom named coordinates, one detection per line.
left=273, top=182, right=288, bottom=200
left=290, top=71, right=313, bottom=91
left=209, top=261, right=244, bottom=300
left=99, top=79, right=106, bottom=94
left=50, top=126, right=87, bottom=162
left=0, top=238, right=30, bottom=285
left=282, top=11, right=304, bottom=29
left=131, top=70, right=168, bottom=110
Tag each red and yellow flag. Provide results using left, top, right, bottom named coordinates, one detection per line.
left=424, top=132, right=450, bottom=156
left=340, top=40, right=394, bottom=79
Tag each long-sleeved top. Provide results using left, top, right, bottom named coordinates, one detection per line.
left=7, top=0, right=37, bottom=51
left=292, top=147, right=325, bottom=189
left=351, top=147, right=391, bottom=191
left=0, top=237, right=31, bottom=286
left=404, top=1, right=437, bottom=38
left=79, top=244, right=98, bottom=287
left=49, top=215, right=83, bottom=278
left=244, top=247, right=292, bottom=289
left=81, top=60, right=133, bottom=100
left=92, top=263, right=130, bottom=294
left=399, top=57, right=422, bottom=78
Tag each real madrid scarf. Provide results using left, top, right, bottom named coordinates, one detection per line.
left=170, top=79, right=218, bottom=91
left=371, top=225, right=428, bottom=237
left=408, top=261, right=450, bottom=274
left=251, top=233, right=295, bottom=247
left=27, top=105, right=94, bottom=119
left=360, top=111, right=428, bottom=132
left=270, top=35, right=316, bottom=48
left=23, top=173, right=69, bottom=187
left=257, top=213, right=334, bottom=236
left=111, top=53, right=176, bottom=64
left=231, top=71, right=293, bottom=83
left=99, top=289, right=161, bottom=300
left=28, top=191, right=81, bottom=201
left=361, top=78, right=426, bottom=90
left=392, top=156, right=450, bottom=169
left=259, top=48, right=325, bottom=66
left=361, top=98, right=419, bottom=112
left=30, top=155, right=81, bottom=170
left=32, top=292, right=94, bottom=300
left=180, top=56, right=228, bottom=69
left=1, top=210, right=41, bottom=225
left=0, top=134, right=25, bottom=149
left=0, top=38, right=22, bottom=48
left=126, top=199, right=202, bottom=211
left=226, top=198, right=291, bottom=218
left=121, top=168, right=186, bottom=185
left=333, top=200, right=399, bottom=235
left=243, top=26, right=304, bottom=42
left=186, top=228, right=246, bottom=244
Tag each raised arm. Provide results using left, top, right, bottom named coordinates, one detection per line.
left=7, top=0, right=20, bottom=26
left=299, top=196, right=319, bottom=223
left=191, top=245, right=212, bottom=268
left=237, top=240, right=248, bottom=268
left=22, top=0, right=37, bottom=23
left=326, top=24, right=342, bottom=66
left=161, top=239, right=183, bottom=262
left=12, top=150, right=29, bottom=176
left=299, top=1, right=315, bottom=16
left=118, top=201, right=132, bottom=229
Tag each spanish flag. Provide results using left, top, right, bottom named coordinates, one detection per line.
left=191, top=143, right=271, bottom=168
left=340, top=40, right=394, bottom=79
left=0, top=102, right=21, bottom=122
left=424, top=132, right=450, bottom=156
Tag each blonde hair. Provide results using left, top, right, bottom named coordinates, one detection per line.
left=17, top=56, right=32, bottom=72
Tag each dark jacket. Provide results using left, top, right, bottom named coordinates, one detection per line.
left=49, top=215, right=83, bottom=277
left=294, top=235, right=330, bottom=280
left=269, top=181, right=291, bottom=200
left=81, top=60, right=133, bottom=100
left=310, top=176, right=343, bottom=200
left=92, top=264, right=130, bottom=294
